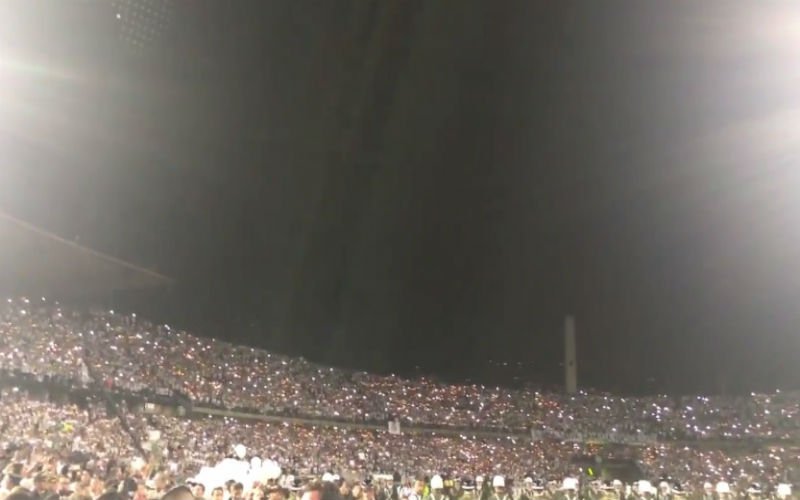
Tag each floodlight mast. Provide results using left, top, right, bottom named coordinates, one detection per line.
left=565, top=315, right=577, bottom=394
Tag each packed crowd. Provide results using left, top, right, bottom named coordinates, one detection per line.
left=1, top=388, right=799, bottom=500
left=2, top=298, right=799, bottom=443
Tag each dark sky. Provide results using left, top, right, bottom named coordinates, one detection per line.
left=2, top=1, right=800, bottom=394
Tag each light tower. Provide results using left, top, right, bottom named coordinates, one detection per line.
left=111, top=0, right=173, bottom=52
left=564, top=315, right=577, bottom=393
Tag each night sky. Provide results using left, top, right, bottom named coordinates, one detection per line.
left=2, top=1, right=800, bottom=394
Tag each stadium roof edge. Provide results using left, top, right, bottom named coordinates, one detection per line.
left=0, top=209, right=174, bottom=296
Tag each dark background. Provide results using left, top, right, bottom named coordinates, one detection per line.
left=2, top=1, right=800, bottom=394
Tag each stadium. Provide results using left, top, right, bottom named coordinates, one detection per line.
left=1, top=211, right=799, bottom=500
left=3, top=2, right=800, bottom=500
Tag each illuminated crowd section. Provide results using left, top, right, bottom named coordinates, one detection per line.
left=1, top=388, right=798, bottom=488
left=2, top=297, right=800, bottom=441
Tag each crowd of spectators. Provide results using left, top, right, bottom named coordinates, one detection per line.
left=0, top=292, right=798, bottom=497
left=2, top=388, right=799, bottom=500
left=2, top=298, right=799, bottom=444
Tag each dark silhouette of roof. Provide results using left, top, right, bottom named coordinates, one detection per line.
left=0, top=210, right=173, bottom=296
